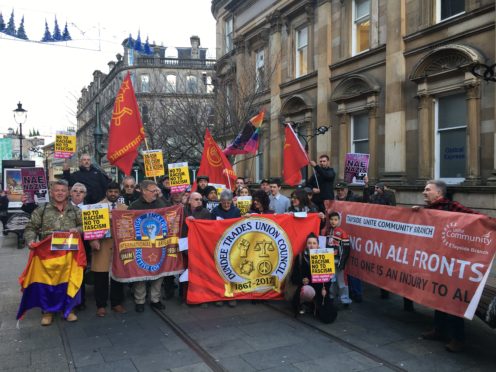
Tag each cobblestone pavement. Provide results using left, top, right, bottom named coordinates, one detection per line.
left=1, top=233, right=495, bottom=371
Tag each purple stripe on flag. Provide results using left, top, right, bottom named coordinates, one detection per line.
left=16, top=282, right=81, bottom=320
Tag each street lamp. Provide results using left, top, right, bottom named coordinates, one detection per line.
left=13, top=102, right=27, bottom=160
left=93, top=101, right=103, bottom=165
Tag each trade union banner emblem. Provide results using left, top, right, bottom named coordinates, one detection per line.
left=186, top=214, right=321, bottom=304
left=111, top=205, right=185, bottom=282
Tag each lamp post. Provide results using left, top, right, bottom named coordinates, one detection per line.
left=93, top=101, right=103, bottom=165
left=13, top=102, right=27, bottom=160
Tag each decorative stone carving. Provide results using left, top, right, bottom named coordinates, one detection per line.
left=331, top=74, right=381, bottom=102
left=410, top=44, right=483, bottom=81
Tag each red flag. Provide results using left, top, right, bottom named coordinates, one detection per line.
left=196, top=129, right=237, bottom=189
left=283, top=124, right=309, bottom=186
left=186, top=214, right=321, bottom=304
left=107, top=72, right=145, bottom=175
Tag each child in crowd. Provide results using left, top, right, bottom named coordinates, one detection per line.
left=325, top=212, right=352, bottom=307
left=290, top=233, right=337, bottom=324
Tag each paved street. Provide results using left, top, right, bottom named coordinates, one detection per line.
left=1, top=233, right=495, bottom=372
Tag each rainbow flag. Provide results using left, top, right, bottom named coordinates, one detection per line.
left=16, top=234, right=86, bottom=320
left=224, top=111, right=265, bottom=155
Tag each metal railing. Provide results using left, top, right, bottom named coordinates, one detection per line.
left=136, top=57, right=216, bottom=69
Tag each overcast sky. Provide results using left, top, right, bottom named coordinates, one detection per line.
left=0, top=0, right=216, bottom=142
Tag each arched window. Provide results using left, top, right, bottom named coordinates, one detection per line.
left=166, top=75, right=176, bottom=93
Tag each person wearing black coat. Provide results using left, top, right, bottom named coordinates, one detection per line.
left=0, top=191, right=9, bottom=235
left=62, top=154, right=110, bottom=205
left=290, top=233, right=337, bottom=324
left=306, top=155, right=336, bottom=211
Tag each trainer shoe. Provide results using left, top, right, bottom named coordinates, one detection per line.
left=135, top=304, right=145, bottom=313
left=215, top=301, right=223, bottom=307
left=96, top=307, right=106, bottom=317
left=41, top=313, right=53, bottom=326
left=227, top=300, right=237, bottom=308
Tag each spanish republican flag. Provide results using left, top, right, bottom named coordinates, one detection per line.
left=186, top=214, right=320, bottom=304
left=196, top=129, right=237, bottom=189
left=107, top=72, right=145, bottom=175
left=16, top=235, right=86, bottom=320
left=283, top=123, right=309, bottom=186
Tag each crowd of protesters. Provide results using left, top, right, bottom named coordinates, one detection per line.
left=10, top=152, right=478, bottom=353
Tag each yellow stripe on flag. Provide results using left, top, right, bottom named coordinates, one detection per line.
left=22, top=253, right=83, bottom=297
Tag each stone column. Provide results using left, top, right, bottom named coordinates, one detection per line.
left=464, top=82, right=481, bottom=185
left=416, top=93, right=433, bottom=184
left=315, top=0, right=332, bottom=158
left=338, top=112, right=349, bottom=180
left=382, top=0, right=407, bottom=184
left=268, top=13, right=283, bottom=178
left=367, top=106, right=378, bottom=182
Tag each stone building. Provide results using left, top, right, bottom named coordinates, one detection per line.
left=212, top=0, right=496, bottom=215
left=76, top=35, right=215, bottom=178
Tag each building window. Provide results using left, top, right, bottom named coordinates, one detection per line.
left=351, top=113, right=369, bottom=154
left=435, top=93, right=466, bottom=182
left=225, top=17, right=233, bottom=53
left=140, top=74, right=150, bottom=93
left=127, top=50, right=134, bottom=66
left=295, top=26, right=308, bottom=78
left=166, top=74, right=176, bottom=92
left=255, top=49, right=265, bottom=90
left=186, top=75, right=197, bottom=94
left=437, top=0, right=465, bottom=22
left=352, top=0, right=370, bottom=55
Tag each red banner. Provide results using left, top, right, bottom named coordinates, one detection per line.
left=328, top=201, right=496, bottom=319
left=107, top=72, right=145, bottom=175
left=111, top=205, right=184, bottom=282
left=187, top=214, right=321, bottom=304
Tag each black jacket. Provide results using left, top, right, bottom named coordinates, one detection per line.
left=128, top=196, right=168, bottom=211
left=63, top=165, right=110, bottom=204
left=307, top=166, right=336, bottom=203
left=181, top=205, right=211, bottom=237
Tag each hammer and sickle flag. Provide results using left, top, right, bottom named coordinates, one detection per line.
left=107, top=72, right=145, bottom=175
left=195, top=129, right=237, bottom=190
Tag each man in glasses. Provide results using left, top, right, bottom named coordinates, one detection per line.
left=128, top=180, right=168, bottom=313
left=120, top=176, right=140, bottom=206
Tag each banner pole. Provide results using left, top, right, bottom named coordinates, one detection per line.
left=143, top=137, right=157, bottom=183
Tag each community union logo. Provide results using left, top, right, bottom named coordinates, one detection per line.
left=442, top=222, right=491, bottom=254
left=215, top=218, right=292, bottom=296
left=134, top=213, right=168, bottom=272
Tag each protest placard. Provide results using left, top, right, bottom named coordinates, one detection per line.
left=143, top=150, right=165, bottom=178
left=51, top=232, right=80, bottom=251
left=310, top=248, right=335, bottom=283
left=236, top=196, right=252, bottom=215
left=54, top=131, right=76, bottom=159
left=344, top=153, right=369, bottom=185
left=21, top=167, right=48, bottom=203
left=168, top=162, right=190, bottom=192
left=80, top=203, right=110, bottom=240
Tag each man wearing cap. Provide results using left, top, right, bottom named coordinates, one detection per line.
left=334, top=182, right=362, bottom=202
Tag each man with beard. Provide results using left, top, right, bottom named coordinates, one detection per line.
left=89, top=182, right=127, bottom=317
left=196, top=175, right=210, bottom=200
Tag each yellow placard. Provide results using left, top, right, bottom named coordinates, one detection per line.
left=168, top=162, right=190, bottom=192
left=54, top=131, right=76, bottom=158
left=236, top=196, right=252, bottom=215
left=81, top=204, right=110, bottom=232
left=143, top=150, right=165, bottom=178
left=309, top=248, right=335, bottom=283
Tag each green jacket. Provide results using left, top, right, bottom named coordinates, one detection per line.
left=24, top=202, right=83, bottom=245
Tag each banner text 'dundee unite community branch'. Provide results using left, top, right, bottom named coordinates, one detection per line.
left=327, top=201, right=496, bottom=319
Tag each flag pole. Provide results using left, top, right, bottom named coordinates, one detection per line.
left=143, top=137, right=158, bottom=184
